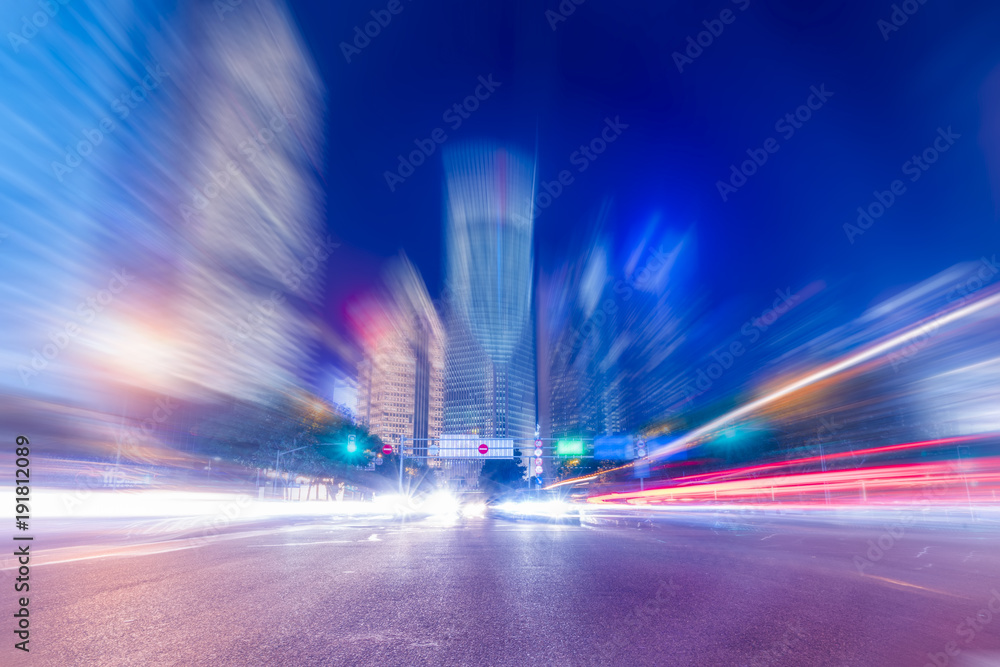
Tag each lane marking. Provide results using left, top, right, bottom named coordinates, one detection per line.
left=865, top=575, right=968, bottom=598
left=0, top=526, right=358, bottom=570
left=247, top=540, right=356, bottom=547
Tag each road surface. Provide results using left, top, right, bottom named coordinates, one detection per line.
left=11, top=512, right=1000, bottom=666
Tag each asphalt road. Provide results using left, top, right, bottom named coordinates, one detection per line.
left=11, top=512, right=1000, bottom=666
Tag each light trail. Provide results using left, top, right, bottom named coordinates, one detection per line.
left=663, top=433, right=996, bottom=487
left=546, top=286, right=1000, bottom=490
left=586, top=457, right=1000, bottom=507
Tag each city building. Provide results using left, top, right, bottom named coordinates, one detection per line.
left=439, top=143, right=537, bottom=488
left=169, top=0, right=326, bottom=405
left=355, top=257, right=445, bottom=451
left=546, top=265, right=630, bottom=443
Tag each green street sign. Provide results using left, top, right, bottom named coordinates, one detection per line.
left=556, top=440, right=583, bottom=456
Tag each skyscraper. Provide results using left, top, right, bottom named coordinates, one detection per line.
left=441, top=143, right=537, bottom=486
left=170, top=0, right=325, bottom=404
left=355, top=257, right=444, bottom=451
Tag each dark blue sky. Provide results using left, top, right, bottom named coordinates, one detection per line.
left=287, top=0, right=1000, bottom=347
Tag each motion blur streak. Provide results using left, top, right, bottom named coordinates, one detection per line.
left=654, top=286, right=1000, bottom=459
left=669, top=433, right=996, bottom=486
left=587, top=458, right=1000, bottom=507
left=0, top=0, right=325, bottom=463
left=547, top=281, right=1000, bottom=490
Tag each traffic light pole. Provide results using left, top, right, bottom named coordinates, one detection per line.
left=399, top=436, right=405, bottom=494
left=274, top=441, right=307, bottom=499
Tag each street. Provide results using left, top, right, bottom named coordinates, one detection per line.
left=17, top=513, right=1000, bottom=666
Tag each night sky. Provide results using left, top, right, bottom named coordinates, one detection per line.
left=287, top=0, right=1000, bottom=371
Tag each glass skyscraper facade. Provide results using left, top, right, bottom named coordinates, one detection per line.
left=441, top=143, right=537, bottom=459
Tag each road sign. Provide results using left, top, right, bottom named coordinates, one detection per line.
left=534, top=465, right=543, bottom=475
left=636, top=440, right=647, bottom=458
left=375, top=457, right=383, bottom=466
left=533, top=447, right=543, bottom=458
left=478, top=443, right=489, bottom=455
left=594, top=435, right=635, bottom=460
left=439, top=435, right=513, bottom=459
left=556, top=440, right=583, bottom=456
left=382, top=444, right=393, bottom=455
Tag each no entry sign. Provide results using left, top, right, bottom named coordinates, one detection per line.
left=382, top=444, right=393, bottom=455
left=478, top=443, right=489, bottom=455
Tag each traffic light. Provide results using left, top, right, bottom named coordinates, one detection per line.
left=346, top=434, right=357, bottom=454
